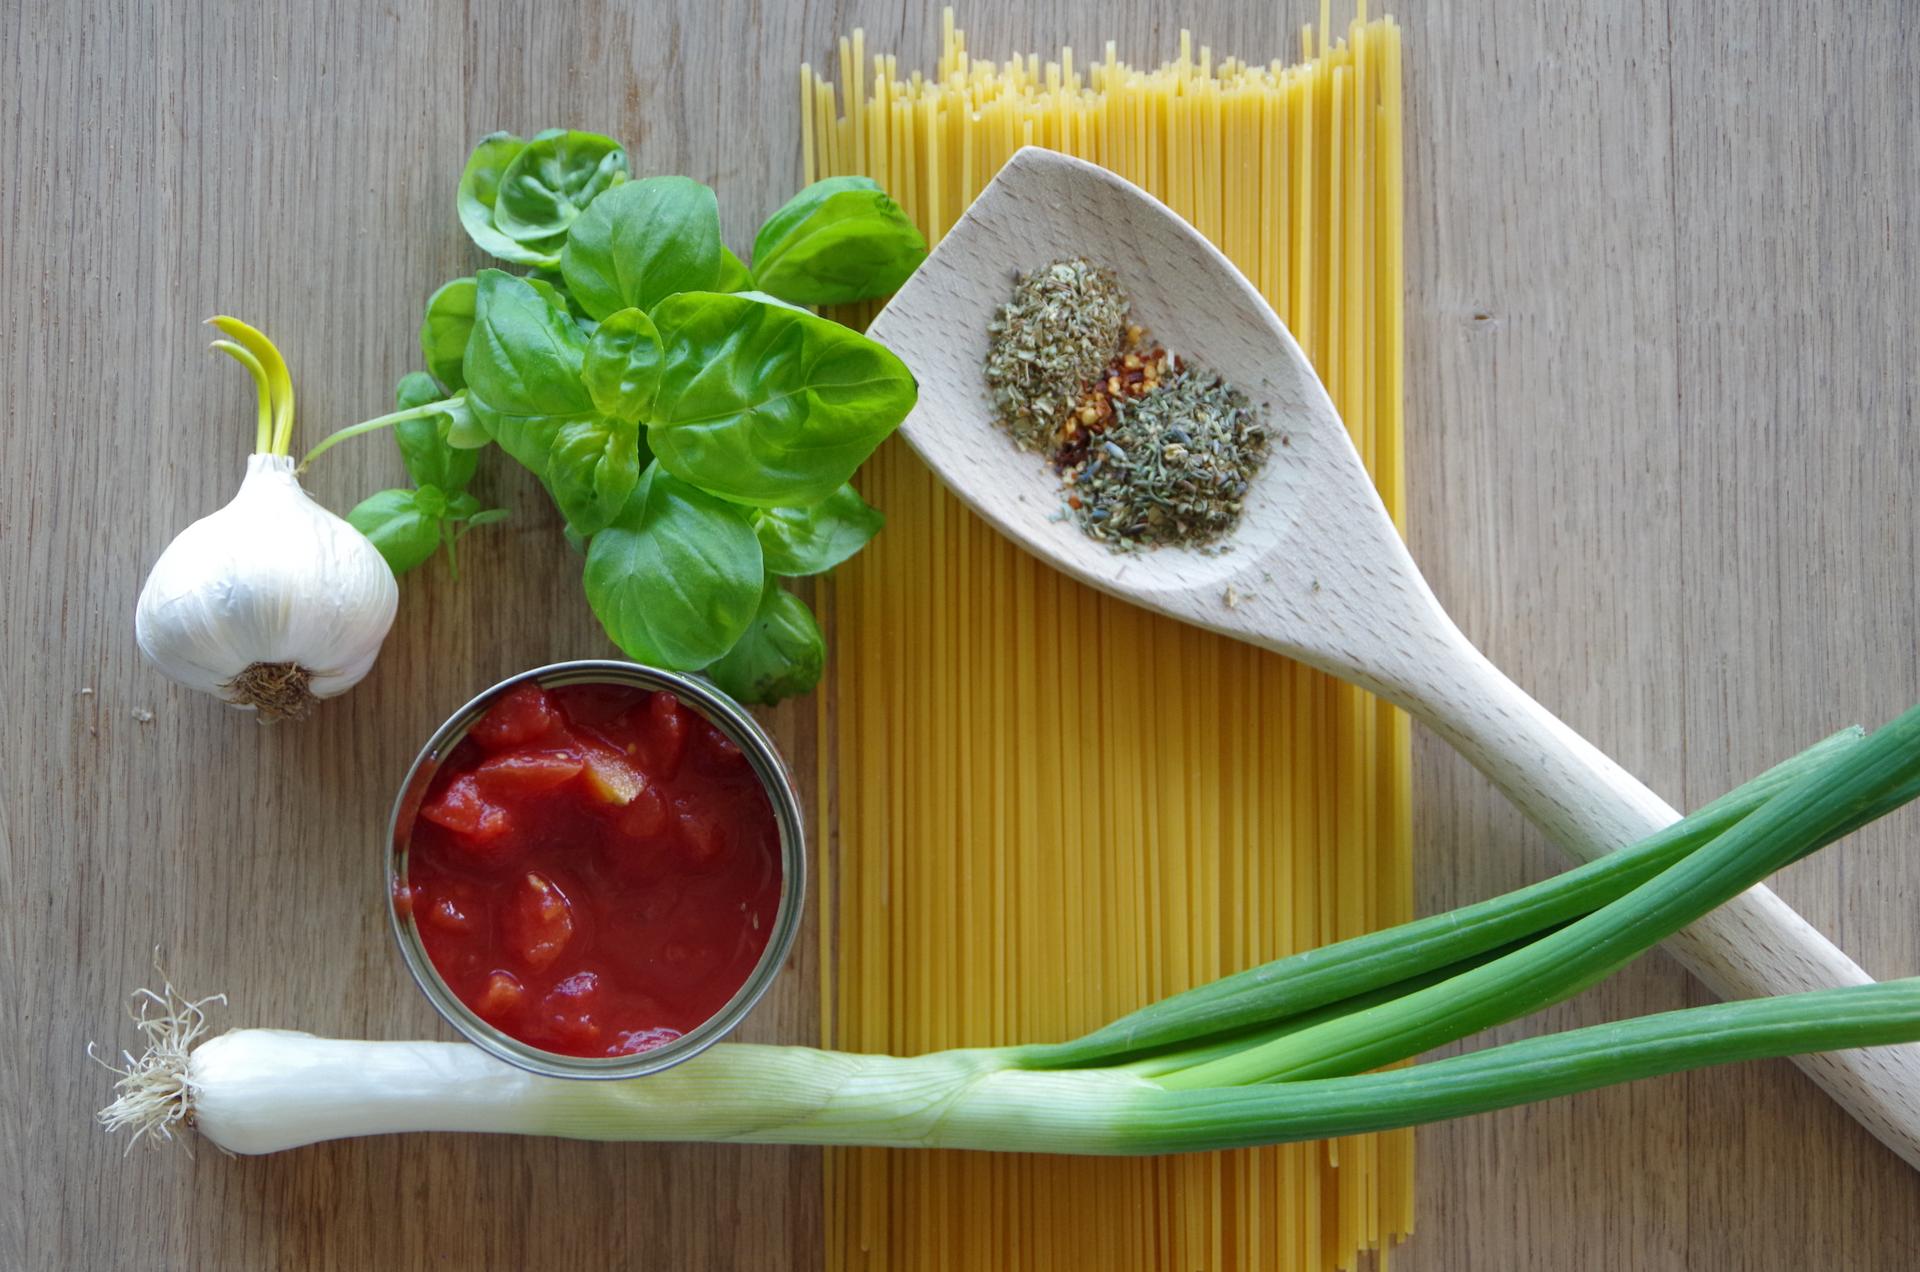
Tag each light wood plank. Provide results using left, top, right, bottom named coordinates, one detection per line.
left=6, top=1, right=1917, bottom=1268
left=1401, top=0, right=1920, bottom=1267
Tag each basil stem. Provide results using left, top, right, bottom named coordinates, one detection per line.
left=299, top=399, right=457, bottom=470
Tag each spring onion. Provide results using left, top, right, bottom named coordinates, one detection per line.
left=98, top=709, right=1920, bottom=1157
left=1032, top=725, right=1867, bottom=1070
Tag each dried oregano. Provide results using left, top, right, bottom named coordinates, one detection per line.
left=984, top=259, right=1130, bottom=451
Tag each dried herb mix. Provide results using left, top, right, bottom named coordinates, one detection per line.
left=984, top=257, right=1269, bottom=551
left=1067, top=367, right=1267, bottom=550
left=984, top=259, right=1131, bottom=451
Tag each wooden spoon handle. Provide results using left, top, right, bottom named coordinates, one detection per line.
left=1375, top=622, right=1920, bottom=1169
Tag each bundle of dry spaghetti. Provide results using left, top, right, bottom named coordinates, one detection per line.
left=808, top=8, right=1410, bottom=1269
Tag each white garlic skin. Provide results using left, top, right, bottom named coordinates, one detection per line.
left=135, top=453, right=399, bottom=707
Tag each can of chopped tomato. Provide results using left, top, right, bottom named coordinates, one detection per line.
left=387, top=660, right=806, bottom=1080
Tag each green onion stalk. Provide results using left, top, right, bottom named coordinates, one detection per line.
left=97, top=709, right=1920, bottom=1158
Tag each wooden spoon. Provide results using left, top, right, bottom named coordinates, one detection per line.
left=866, top=145, right=1920, bottom=1167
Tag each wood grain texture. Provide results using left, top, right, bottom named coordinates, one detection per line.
left=4, top=3, right=1916, bottom=1271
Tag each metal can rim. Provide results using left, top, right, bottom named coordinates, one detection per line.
left=385, top=659, right=806, bottom=1081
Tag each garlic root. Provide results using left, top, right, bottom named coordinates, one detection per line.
left=225, top=661, right=316, bottom=721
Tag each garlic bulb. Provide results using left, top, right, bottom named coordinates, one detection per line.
left=137, top=454, right=398, bottom=719
left=136, top=317, right=398, bottom=721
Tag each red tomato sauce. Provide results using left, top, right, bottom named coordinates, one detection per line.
left=403, top=681, right=782, bottom=1058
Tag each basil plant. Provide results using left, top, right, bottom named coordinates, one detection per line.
left=363, top=128, right=926, bottom=705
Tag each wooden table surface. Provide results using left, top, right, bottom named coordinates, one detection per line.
left=8, top=1, right=1918, bottom=1267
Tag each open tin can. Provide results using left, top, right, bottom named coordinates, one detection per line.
left=386, top=659, right=806, bottom=1080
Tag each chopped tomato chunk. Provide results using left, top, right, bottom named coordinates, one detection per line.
left=470, top=684, right=560, bottom=750
left=580, top=742, right=646, bottom=805
left=548, top=970, right=601, bottom=1003
left=698, top=722, right=746, bottom=767
left=504, top=872, right=575, bottom=970
left=616, top=783, right=669, bottom=839
left=675, top=803, right=727, bottom=868
left=474, top=970, right=526, bottom=1021
left=610, top=1026, right=682, bottom=1056
left=422, top=891, right=477, bottom=933
left=640, top=691, right=687, bottom=776
left=476, top=748, right=584, bottom=796
left=540, top=1007, right=601, bottom=1048
left=419, top=774, right=512, bottom=842
left=536, top=973, right=604, bottom=1047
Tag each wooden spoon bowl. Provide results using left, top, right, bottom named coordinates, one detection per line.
left=867, top=145, right=1920, bottom=1167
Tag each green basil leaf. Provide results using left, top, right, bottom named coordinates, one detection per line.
left=460, top=507, right=511, bottom=530
left=394, top=371, right=489, bottom=453
left=419, top=277, right=477, bottom=392
left=412, top=483, right=449, bottom=519
left=456, top=132, right=566, bottom=268
left=529, top=267, right=601, bottom=328
left=470, top=403, right=577, bottom=483
left=582, top=308, right=663, bottom=421
left=749, top=176, right=928, bottom=306
left=348, top=488, right=442, bottom=576
left=560, top=176, right=724, bottom=321
left=584, top=463, right=763, bottom=669
left=647, top=291, right=917, bottom=507
left=492, top=129, right=627, bottom=243
left=705, top=581, right=825, bottom=705
left=395, top=413, right=479, bottom=493
left=464, top=270, right=595, bottom=473
left=524, top=276, right=574, bottom=318
left=715, top=245, right=753, bottom=292
left=464, top=270, right=591, bottom=415
left=548, top=414, right=646, bottom=537
left=753, top=483, right=884, bottom=575
left=395, top=371, right=443, bottom=412
left=444, top=491, right=483, bottom=521
left=435, top=394, right=489, bottom=449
